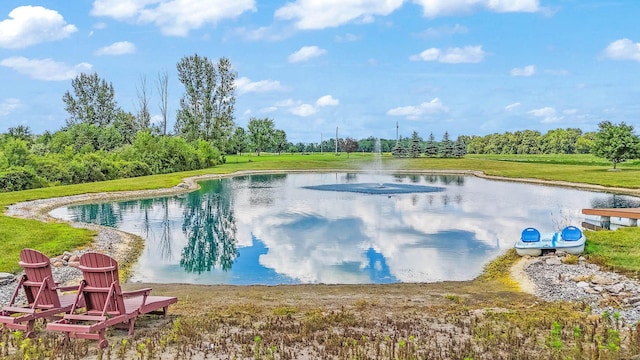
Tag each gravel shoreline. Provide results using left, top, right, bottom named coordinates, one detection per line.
left=3, top=170, right=640, bottom=324
left=0, top=174, right=208, bottom=307
left=518, top=254, right=640, bottom=324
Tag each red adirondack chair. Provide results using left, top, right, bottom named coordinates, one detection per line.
left=46, top=252, right=177, bottom=349
left=0, top=248, right=82, bottom=337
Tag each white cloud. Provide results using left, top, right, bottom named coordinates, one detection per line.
left=273, top=0, right=540, bottom=31
left=260, top=106, right=278, bottom=113
left=275, top=0, right=403, bottom=30
left=603, top=38, right=640, bottom=62
left=410, top=46, right=485, bottom=63
left=288, top=45, right=326, bottom=63
left=94, top=41, right=136, bottom=56
left=91, top=0, right=156, bottom=19
left=510, top=65, right=535, bottom=76
left=387, top=98, right=448, bottom=120
left=235, top=77, right=284, bottom=94
left=150, top=114, right=163, bottom=125
left=0, top=98, right=21, bottom=116
left=232, top=25, right=292, bottom=42
left=0, top=57, right=92, bottom=81
left=0, top=6, right=77, bottom=49
left=316, top=95, right=339, bottom=107
left=416, top=24, right=468, bottom=39
left=411, top=48, right=440, bottom=61
left=335, top=33, right=360, bottom=42
left=505, top=102, right=521, bottom=111
left=414, top=0, right=540, bottom=17
left=290, top=103, right=317, bottom=117
left=272, top=96, right=335, bottom=116
left=528, top=107, right=554, bottom=117
left=91, top=0, right=256, bottom=36
left=274, top=99, right=296, bottom=107
left=528, top=106, right=562, bottom=123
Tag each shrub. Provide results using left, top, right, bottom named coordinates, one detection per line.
left=115, top=160, right=152, bottom=178
left=28, top=155, right=73, bottom=185
left=0, top=151, right=8, bottom=171
left=3, top=138, right=29, bottom=167
left=68, top=153, right=116, bottom=183
left=0, top=166, right=47, bottom=192
left=124, top=132, right=223, bottom=174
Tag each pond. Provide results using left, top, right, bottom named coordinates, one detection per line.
left=50, top=172, right=639, bottom=285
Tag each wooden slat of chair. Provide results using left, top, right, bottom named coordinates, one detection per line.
left=19, top=249, right=60, bottom=308
left=0, top=249, right=80, bottom=337
left=47, top=252, right=177, bottom=349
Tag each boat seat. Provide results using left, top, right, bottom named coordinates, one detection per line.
left=561, top=226, right=583, bottom=241
left=521, top=227, right=541, bottom=242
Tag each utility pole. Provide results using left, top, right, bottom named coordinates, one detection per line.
left=335, top=126, right=338, bottom=154
left=320, top=133, right=323, bottom=153
left=396, top=121, right=399, bottom=143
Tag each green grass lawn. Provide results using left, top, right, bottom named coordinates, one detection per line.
left=0, top=152, right=639, bottom=274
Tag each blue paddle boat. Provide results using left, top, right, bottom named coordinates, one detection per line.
left=514, top=226, right=586, bottom=256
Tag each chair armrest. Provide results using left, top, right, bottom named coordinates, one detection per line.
left=56, top=284, right=80, bottom=292
left=122, top=288, right=152, bottom=298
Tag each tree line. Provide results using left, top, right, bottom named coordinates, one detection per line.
left=0, top=54, right=638, bottom=192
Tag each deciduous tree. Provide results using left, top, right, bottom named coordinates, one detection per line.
left=7, top=126, right=32, bottom=143
left=156, top=70, right=169, bottom=135
left=247, top=117, right=274, bottom=156
left=175, top=54, right=237, bottom=151
left=230, top=127, right=247, bottom=155
left=63, top=72, right=120, bottom=127
left=135, top=74, right=151, bottom=132
left=341, top=137, right=358, bottom=158
left=592, top=121, right=640, bottom=169
left=273, top=129, right=288, bottom=155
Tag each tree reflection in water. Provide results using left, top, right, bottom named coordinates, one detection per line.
left=591, top=194, right=640, bottom=209
left=180, top=180, right=238, bottom=273
left=74, top=202, right=122, bottom=228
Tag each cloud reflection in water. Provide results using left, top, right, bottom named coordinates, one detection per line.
left=51, top=173, right=636, bottom=285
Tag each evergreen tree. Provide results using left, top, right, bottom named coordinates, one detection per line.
left=440, top=131, right=454, bottom=158
left=453, top=137, right=467, bottom=158
left=410, top=131, right=422, bottom=158
left=424, top=132, right=438, bottom=157
left=392, top=141, right=407, bottom=157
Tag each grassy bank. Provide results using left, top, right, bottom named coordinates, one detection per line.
left=1, top=153, right=639, bottom=273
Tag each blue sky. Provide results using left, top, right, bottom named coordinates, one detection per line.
left=0, top=0, right=639, bottom=143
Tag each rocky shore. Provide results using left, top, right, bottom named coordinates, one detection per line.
left=0, top=222, right=129, bottom=305
left=518, top=252, right=640, bottom=324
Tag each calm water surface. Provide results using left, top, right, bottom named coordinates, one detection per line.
left=50, top=173, right=638, bottom=285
